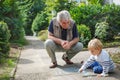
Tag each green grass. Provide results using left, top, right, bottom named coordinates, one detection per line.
left=111, top=53, right=120, bottom=64
left=0, top=74, right=10, bottom=80
left=0, top=48, right=20, bottom=80
left=0, top=65, right=12, bottom=80
left=111, top=52, right=120, bottom=70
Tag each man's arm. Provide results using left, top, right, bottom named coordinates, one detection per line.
left=69, top=37, right=79, bottom=47
left=48, top=20, right=63, bottom=45
left=69, top=23, right=79, bottom=47
left=48, top=32, right=63, bottom=45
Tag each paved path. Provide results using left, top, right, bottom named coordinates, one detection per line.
left=14, top=36, right=120, bottom=80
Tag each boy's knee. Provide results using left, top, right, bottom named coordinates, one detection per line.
left=93, top=66, right=103, bottom=74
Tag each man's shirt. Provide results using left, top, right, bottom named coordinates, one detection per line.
left=48, top=20, right=78, bottom=40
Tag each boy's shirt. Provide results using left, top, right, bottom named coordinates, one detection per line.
left=80, top=50, right=115, bottom=76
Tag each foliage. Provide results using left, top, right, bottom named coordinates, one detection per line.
left=32, top=11, right=49, bottom=35
left=4, top=17, right=25, bottom=42
left=70, top=4, right=120, bottom=38
left=77, top=24, right=91, bottom=46
left=16, top=0, right=33, bottom=35
left=70, top=4, right=102, bottom=37
left=0, top=74, right=10, bottom=80
left=104, top=4, right=120, bottom=33
left=87, top=0, right=104, bottom=5
left=0, top=47, right=20, bottom=80
left=45, top=0, right=77, bottom=22
left=0, top=0, right=25, bottom=44
left=16, top=0, right=46, bottom=35
left=95, top=22, right=114, bottom=41
left=45, top=0, right=76, bottom=12
left=38, top=30, right=48, bottom=41
left=111, top=52, right=120, bottom=64
left=0, top=21, right=10, bottom=57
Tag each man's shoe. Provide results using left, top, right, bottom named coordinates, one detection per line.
left=62, top=55, right=73, bottom=64
left=49, top=62, right=57, bottom=68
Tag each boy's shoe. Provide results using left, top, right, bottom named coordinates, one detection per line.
left=49, top=62, right=57, bottom=68
left=62, top=54, right=73, bottom=64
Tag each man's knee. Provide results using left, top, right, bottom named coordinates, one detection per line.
left=78, top=42, right=83, bottom=50
left=75, top=42, right=83, bottom=51
left=44, top=39, right=55, bottom=48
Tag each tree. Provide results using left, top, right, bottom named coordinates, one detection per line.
left=16, top=0, right=45, bottom=35
left=0, top=0, right=25, bottom=43
left=87, top=0, right=104, bottom=5
left=45, top=0, right=77, bottom=21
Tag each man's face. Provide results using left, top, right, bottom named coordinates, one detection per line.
left=60, top=20, right=70, bottom=29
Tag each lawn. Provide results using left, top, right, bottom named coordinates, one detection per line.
left=0, top=48, right=21, bottom=80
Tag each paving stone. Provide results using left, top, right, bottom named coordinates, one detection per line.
left=14, top=36, right=120, bottom=80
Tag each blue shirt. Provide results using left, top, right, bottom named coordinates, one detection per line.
left=48, top=20, right=78, bottom=40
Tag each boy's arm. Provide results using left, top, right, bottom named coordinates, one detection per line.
left=100, top=61, right=110, bottom=77
left=79, top=55, right=95, bottom=72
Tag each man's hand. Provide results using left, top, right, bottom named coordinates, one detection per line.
left=61, top=40, right=71, bottom=50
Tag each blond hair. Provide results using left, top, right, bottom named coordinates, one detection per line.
left=88, top=38, right=103, bottom=50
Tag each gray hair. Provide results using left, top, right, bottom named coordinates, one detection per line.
left=56, top=10, right=72, bottom=22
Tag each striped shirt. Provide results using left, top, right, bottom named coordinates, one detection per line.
left=80, top=50, right=115, bottom=76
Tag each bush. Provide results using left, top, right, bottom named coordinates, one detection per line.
left=4, top=17, right=25, bottom=43
left=32, top=11, right=49, bottom=35
left=0, top=21, right=10, bottom=57
left=70, top=4, right=120, bottom=37
left=38, top=30, right=48, bottom=41
left=70, top=4, right=102, bottom=37
left=0, top=0, right=25, bottom=44
left=77, top=24, right=91, bottom=46
left=95, top=22, right=114, bottom=41
left=16, top=0, right=46, bottom=35
left=104, top=4, right=120, bottom=34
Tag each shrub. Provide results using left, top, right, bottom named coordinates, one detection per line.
left=0, top=21, right=10, bottom=57
left=32, top=11, right=49, bottom=35
left=104, top=4, right=120, bottom=34
left=70, top=4, right=120, bottom=37
left=77, top=24, right=91, bottom=47
left=95, top=22, right=114, bottom=41
left=16, top=0, right=46, bottom=35
left=4, top=17, right=25, bottom=43
left=38, top=30, right=48, bottom=41
left=70, top=4, right=102, bottom=37
left=0, top=0, right=25, bottom=44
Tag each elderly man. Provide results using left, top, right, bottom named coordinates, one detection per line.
left=44, top=10, right=83, bottom=68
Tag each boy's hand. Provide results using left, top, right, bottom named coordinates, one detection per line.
left=78, top=68, right=83, bottom=73
left=97, top=74, right=109, bottom=77
left=97, top=74, right=102, bottom=77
